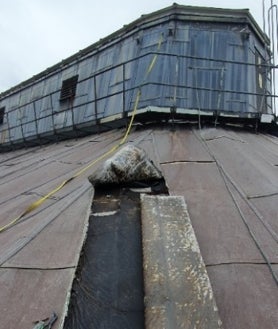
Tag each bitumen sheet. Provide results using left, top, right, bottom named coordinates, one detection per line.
left=200, top=128, right=278, bottom=197
left=141, top=194, right=222, bottom=329
left=152, top=128, right=212, bottom=163
left=4, top=184, right=92, bottom=268
left=0, top=130, right=123, bottom=328
left=147, top=126, right=278, bottom=329
left=0, top=267, right=75, bottom=328
left=207, top=264, right=278, bottom=329
left=161, top=162, right=265, bottom=264
left=0, top=125, right=277, bottom=329
left=64, top=188, right=145, bottom=329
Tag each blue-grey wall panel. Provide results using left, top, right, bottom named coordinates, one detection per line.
left=0, top=9, right=273, bottom=147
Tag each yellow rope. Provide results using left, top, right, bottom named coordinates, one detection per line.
left=0, top=35, right=163, bottom=233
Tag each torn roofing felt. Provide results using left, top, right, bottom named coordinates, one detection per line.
left=65, top=146, right=165, bottom=329
left=63, top=188, right=145, bottom=329
left=88, top=145, right=162, bottom=187
left=1, top=125, right=278, bottom=329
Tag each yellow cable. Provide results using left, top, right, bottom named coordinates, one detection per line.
left=0, top=34, right=163, bottom=233
left=0, top=180, right=69, bottom=233
left=0, top=214, right=22, bottom=233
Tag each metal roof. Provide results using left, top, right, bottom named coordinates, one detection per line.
left=0, top=124, right=277, bottom=328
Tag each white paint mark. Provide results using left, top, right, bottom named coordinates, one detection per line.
left=91, top=210, right=119, bottom=217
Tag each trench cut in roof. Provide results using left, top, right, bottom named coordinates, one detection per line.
left=0, top=125, right=278, bottom=329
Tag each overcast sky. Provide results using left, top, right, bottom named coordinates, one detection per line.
left=0, top=0, right=271, bottom=92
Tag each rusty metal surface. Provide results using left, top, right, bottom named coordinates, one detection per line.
left=141, top=194, right=222, bottom=329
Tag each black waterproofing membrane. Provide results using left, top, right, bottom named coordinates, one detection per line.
left=64, top=188, right=145, bottom=329
left=64, top=145, right=166, bottom=328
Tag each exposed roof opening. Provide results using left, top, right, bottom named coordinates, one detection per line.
left=60, top=75, right=79, bottom=102
left=0, top=107, right=5, bottom=124
left=63, top=144, right=222, bottom=327
left=64, top=146, right=168, bottom=328
left=63, top=187, right=149, bottom=329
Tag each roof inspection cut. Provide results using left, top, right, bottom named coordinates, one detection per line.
left=0, top=124, right=278, bottom=328
left=0, top=3, right=278, bottom=329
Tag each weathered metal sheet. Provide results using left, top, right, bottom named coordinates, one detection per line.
left=0, top=130, right=122, bottom=214
left=132, top=134, right=160, bottom=168
left=194, top=128, right=278, bottom=243
left=0, top=160, right=79, bottom=206
left=141, top=195, right=222, bottom=329
left=0, top=5, right=272, bottom=147
left=237, top=132, right=278, bottom=165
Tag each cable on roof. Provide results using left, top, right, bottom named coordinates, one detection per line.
left=0, top=34, right=163, bottom=234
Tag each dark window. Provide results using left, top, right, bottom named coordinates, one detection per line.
left=0, top=107, right=5, bottom=124
left=60, top=75, right=79, bottom=101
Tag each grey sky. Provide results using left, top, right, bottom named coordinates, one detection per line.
left=0, top=0, right=271, bottom=92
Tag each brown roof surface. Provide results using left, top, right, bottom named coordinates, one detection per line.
left=0, top=125, right=278, bottom=328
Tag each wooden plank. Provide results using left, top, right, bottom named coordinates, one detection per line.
left=141, top=195, right=222, bottom=329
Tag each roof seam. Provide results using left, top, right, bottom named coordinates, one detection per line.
left=206, top=261, right=278, bottom=267
left=160, top=160, right=215, bottom=165
left=0, top=266, right=76, bottom=271
left=193, top=129, right=278, bottom=285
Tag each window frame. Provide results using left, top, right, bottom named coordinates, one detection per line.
left=59, top=75, right=79, bottom=102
